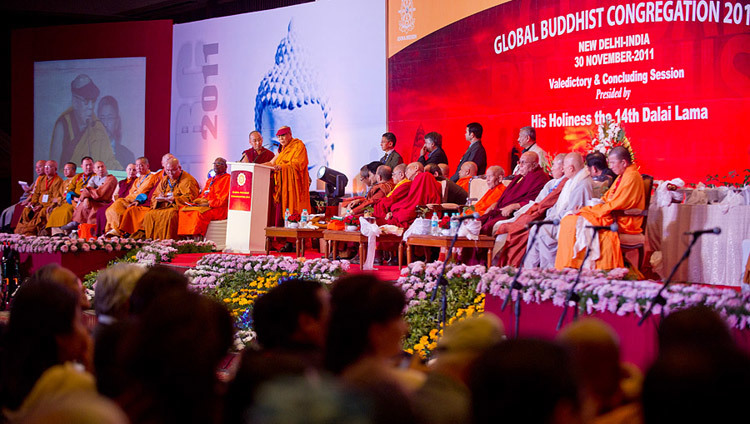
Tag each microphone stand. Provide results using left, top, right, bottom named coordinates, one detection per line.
left=431, top=224, right=463, bottom=330
left=638, top=233, right=703, bottom=326
left=501, top=222, right=548, bottom=338
left=556, top=227, right=601, bottom=331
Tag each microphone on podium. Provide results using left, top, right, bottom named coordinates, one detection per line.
left=586, top=223, right=618, bottom=232
left=526, top=219, right=560, bottom=228
left=684, top=227, right=721, bottom=236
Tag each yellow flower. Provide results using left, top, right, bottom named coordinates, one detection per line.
left=223, top=298, right=231, bottom=303
left=405, top=348, right=414, bottom=354
left=414, top=343, right=425, bottom=350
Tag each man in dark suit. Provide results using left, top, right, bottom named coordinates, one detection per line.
left=380, top=132, right=404, bottom=169
left=418, top=131, right=449, bottom=167
left=450, top=122, right=487, bottom=182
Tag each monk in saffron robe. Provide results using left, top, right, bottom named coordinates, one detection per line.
left=455, top=161, right=477, bottom=193
left=270, top=126, right=311, bottom=215
left=69, top=161, right=118, bottom=227
left=384, top=171, right=442, bottom=228
left=479, top=152, right=550, bottom=235
left=374, top=162, right=417, bottom=219
left=177, top=157, right=231, bottom=237
left=105, top=157, right=162, bottom=236
left=472, top=166, right=506, bottom=216
left=15, top=161, right=64, bottom=235
left=240, top=131, right=275, bottom=163
left=96, top=163, right=136, bottom=235
left=346, top=165, right=395, bottom=216
left=555, top=147, right=645, bottom=270
left=143, top=157, right=199, bottom=240
left=47, top=157, right=94, bottom=233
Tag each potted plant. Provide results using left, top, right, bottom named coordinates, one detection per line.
left=343, top=215, right=359, bottom=231
left=286, top=213, right=301, bottom=228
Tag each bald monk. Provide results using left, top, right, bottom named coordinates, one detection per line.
left=472, top=166, right=506, bottom=216
left=143, top=157, right=199, bottom=240
left=346, top=165, right=395, bottom=216
left=555, top=147, right=644, bottom=270
left=1, top=160, right=46, bottom=231
left=438, top=163, right=450, bottom=179
left=456, top=161, right=478, bottom=193
left=270, top=126, right=311, bottom=215
left=46, top=157, right=94, bottom=234
left=95, top=163, right=136, bottom=235
left=66, top=161, right=118, bottom=231
left=104, top=157, right=161, bottom=236
left=15, top=161, right=64, bottom=235
left=374, top=162, right=417, bottom=219
left=177, top=157, right=231, bottom=237
left=426, top=163, right=467, bottom=205
left=42, top=161, right=76, bottom=234
left=479, top=152, right=550, bottom=235
left=384, top=171, right=442, bottom=228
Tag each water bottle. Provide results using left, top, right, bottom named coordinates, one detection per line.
left=70, top=230, right=78, bottom=240
left=301, top=209, right=309, bottom=225
left=450, top=213, right=459, bottom=236
left=431, top=212, right=439, bottom=236
left=284, top=208, right=290, bottom=227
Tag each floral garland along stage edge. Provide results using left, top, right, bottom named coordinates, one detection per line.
left=186, top=253, right=350, bottom=350
left=397, top=261, right=750, bottom=358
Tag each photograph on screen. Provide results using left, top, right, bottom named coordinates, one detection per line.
left=34, top=57, right=147, bottom=176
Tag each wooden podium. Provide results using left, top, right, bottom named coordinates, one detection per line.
left=225, top=162, right=273, bottom=253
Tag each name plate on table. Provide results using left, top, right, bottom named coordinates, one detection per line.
left=229, top=170, right=252, bottom=211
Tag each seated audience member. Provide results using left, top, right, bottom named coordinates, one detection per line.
left=418, top=131, right=449, bottom=167
left=380, top=132, right=404, bottom=169
left=455, top=161, right=478, bottom=192
left=522, top=153, right=593, bottom=268
left=383, top=170, right=442, bottom=228
left=345, top=161, right=381, bottom=202
left=413, top=315, right=505, bottom=424
left=117, top=290, right=233, bottom=424
left=177, top=157, right=230, bottom=238
left=64, top=161, right=117, bottom=234
left=117, top=154, right=178, bottom=238
left=512, top=126, right=550, bottom=175
left=92, top=263, right=145, bottom=399
left=1, top=160, right=45, bottom=232
left=469, top=339, right=582, bottom=424
left=104, top=157, right=161, bottom=236
left=46, top=157, right=94, bottom=234
left=555, top=147, right=644, bottom=270
left=30, top=263, right=90, bottom=309
left=479, top=152, right=550, bottom=235
left=345, top=165, right=395, bottom=216
left=240, top=131, right=275, bottom=163
left=21, top=391, right=128, bottom=424
left=438, top=163, right=450, bottom=179
left=471, top=165, right=505, bottom=215
left=586, top=151, right=617, bottom=198
left=0, top=278, right=94, bottom=421
left=15, top=160, right=64, bottom=235
left=425, top=163, right=468, bottom=205
left=142, top=157, right=200, bottom=240
left=324, top=275, right=420, bottom=422
left=95, top=162, right=136, bottom=236
left=451, top=122, right=487, bottom=182
left=43, top=161, right=79, bottom=235
left=373, top=162, right=414, bottom=219
left=492, top=154, right=569, bottom=266
left=128, top=265, right=190, bottom=316
left=224, top=279, right=330, bottom=423
left=558, top=318, right=642, bottom=424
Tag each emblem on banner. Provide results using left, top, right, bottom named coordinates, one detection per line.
left=237, top=173, right=246, bottom=186
left=398, top=0, right=416, bottom=34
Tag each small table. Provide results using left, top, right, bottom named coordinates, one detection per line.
left=405, top=234, right=496, bottom=264
left=323, top=230, right=404, bottom=267
left=264, top=226, right=325, bottom=257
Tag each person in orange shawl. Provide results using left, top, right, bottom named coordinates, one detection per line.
left=555, top=147, right=645, bottom=270
left=456, top=161, right=478, bottom=193
left=270, top=126, right=311, bottom=215
left=472, top=166, right=506, bottom=215
left=177, top=157, right=230, bottom=237
left=383, top=171, right=442, bottom=228
left=66, top=161, right=118, bottom=230
left=346, top=165, right=395, bottom=216
left=104, top=157, right=161, bottom=236
left=46, top=157, right=94, bottom=234
left=15, top=161, right=64, bottom=235
left=373, top=162, right=416, bottom=219
left=143, top=157, right=200, bottom=240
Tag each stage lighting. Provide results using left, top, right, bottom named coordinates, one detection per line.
left=317, top=166, right=348, bottom=205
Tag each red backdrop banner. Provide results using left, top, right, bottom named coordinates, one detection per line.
left=388, top=0, right=750, bottom=183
